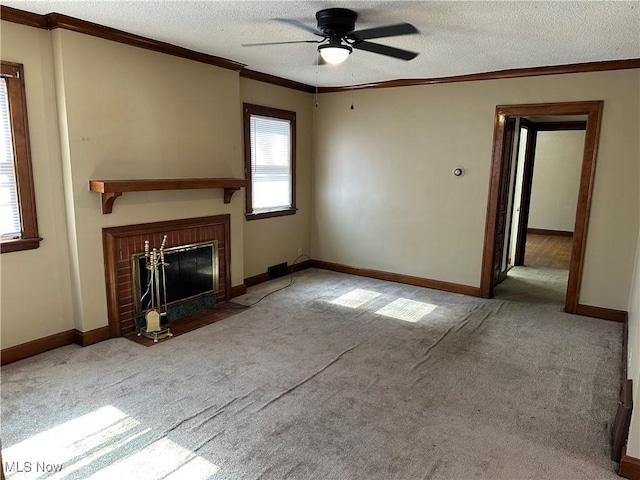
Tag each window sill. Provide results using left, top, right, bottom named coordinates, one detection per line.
left=1, top=237, right=42, bottom=253
left=245, top=208, right=297, bottom=221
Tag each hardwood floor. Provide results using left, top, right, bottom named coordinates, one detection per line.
left=524, top=233, right=573, bottom=270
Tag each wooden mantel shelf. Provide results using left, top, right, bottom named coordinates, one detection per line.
left=89, top=178, right=248, bottom=214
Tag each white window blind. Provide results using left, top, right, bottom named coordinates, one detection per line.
left=0, top=78, right=20, bottom=239
left=250, top=114, right=292, bottom=211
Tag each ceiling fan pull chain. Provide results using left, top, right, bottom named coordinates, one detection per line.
left=315, top=53, right=319, bottom=107
left=350, top=53, right=355, bottom=110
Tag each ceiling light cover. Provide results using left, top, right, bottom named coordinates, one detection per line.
left=319, top=45, right=352, bottom=65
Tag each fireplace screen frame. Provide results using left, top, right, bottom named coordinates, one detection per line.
left=131, top=240, right=219, bottom=315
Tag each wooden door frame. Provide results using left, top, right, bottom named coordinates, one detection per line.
left=480, top=101, right=604, bottom=314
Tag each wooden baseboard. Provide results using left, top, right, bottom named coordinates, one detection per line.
left=0, top=325, right=116, bottom=364
left=527, top=228, right=573, bottom=237
left=620, top=453, right=640, bottom=480
left=1, top=330, right=74, bottom=365
left=612, top=379, right=633, bottom=462
left=622, top=318, right=629, bottom=388
left=311, top=260, right=481, bottom=297
left=73, top=326, right=112, bottom=347
left=245, top=272, right=269, bottom=288
left=230, top=284, right=247, bottom=298
left=292, top=260, right=312, bottom=272
left=244, top=260, right=312, bottom=288
left=575, top=304, right=628, bottom=323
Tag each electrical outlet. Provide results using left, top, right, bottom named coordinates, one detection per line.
left=298, top=248, right=303, bottom=257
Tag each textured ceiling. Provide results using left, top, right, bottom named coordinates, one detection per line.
left=3, top=1, right=639, bottom=87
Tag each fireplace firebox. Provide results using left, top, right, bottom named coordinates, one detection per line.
left=102, top=215, right=231, bottom=337
left=132, top=240, right=219, bottom=325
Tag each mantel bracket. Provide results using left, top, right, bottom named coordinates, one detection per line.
left=223, top=187, right=240, bottom=204
left=101, top=192, right=122, bottom=214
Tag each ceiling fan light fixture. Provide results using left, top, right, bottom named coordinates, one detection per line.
left=318, top=44, right=352, bottom=65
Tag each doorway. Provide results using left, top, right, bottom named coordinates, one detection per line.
left=498, top=119, right=586, bottom=305
left=480, top=101, right=604, bottom=314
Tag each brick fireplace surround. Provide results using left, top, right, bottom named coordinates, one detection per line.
left=102, top=215, right=232, bottom=337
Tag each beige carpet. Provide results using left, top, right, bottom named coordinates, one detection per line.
left=494, top=266, right=569, bottom=307
left=1, top=268, right=622, bottom=479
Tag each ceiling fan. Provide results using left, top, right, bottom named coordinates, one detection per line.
left=242, top=8, right=420, bottom=65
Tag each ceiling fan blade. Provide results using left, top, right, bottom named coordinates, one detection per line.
left=351, top=23, right=419, bottom=40
left=242, top=40, right=320, bottom=47
left=353, top=40, right=419, bottom=60
left=274, top=18, right=324, bottom=37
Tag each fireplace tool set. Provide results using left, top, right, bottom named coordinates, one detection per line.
left=138, top=235, right=173, bottom=342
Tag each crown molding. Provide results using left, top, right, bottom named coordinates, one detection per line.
left=3, top=6, right=638, bottom=94
left=1, top=5, right=244, bottom=72
left=239, top=69, right=315, bottom=94
left=0, top=5, right=48, bottom=28
left=318, top=58, right=640, bottom=92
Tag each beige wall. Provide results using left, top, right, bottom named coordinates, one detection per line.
left=627, top=222, right=640, bottom=458
left=240, top=78, right=313, bottom=278
left=313, top=70, right=640, bottom=310
left=0, top=22, right=74, bottom=349
left=528, top=130, right=585, bottom=232
left=50, top=29, right=245, bottom=333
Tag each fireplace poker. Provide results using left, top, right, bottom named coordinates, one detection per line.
left=140, top=240, right=152, bottom=308
left=160, top=235, right=169, bottom=321
left=153, top=248, right=161, bottom=315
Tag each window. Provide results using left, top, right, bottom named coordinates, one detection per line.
left=243, top=103, right=296, bottom=220
left=1, top=61, right=40, bottom=253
